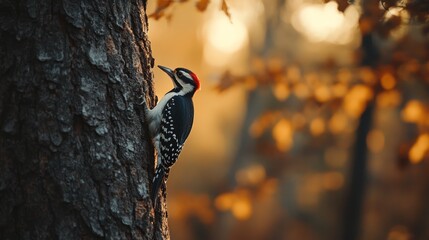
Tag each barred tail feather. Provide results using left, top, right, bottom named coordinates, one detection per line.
left=151, top=166, right=165, bottom=206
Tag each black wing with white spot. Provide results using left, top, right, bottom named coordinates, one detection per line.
left=159, top=95, right=194, bottom=169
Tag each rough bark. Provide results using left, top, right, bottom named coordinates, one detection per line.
left=0, top=0, right=169, bottom=239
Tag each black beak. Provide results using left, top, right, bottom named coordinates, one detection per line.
left=158, top=65, right=174, bottom=80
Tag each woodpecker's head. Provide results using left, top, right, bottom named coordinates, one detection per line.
left=158, top=65, right=200, bottom=96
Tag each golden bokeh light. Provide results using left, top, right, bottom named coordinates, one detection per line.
left=329, top=112, right=348, bottom=134
left=331, top=83, right=348, bottom=98
left=202, top=11, right=249, bottom=67
left=294, top=83, right=311, bottom=99
left=204, top=12, right=248, bottom=53
left=367, top=129, right=385, bottom=153
left=236, top=164, right=266, bottom=186
left=231, top=197, right=252, bottom=220
left=343, top=85, right=374, bottom=118
left=169, top=193, right=215, bottom=225
left=380, top=72, right=396, bottom=90
left=272, top=119, right=294, bottom=151
left=215, top=190, right=253, bottom=220
left=290, top=1, right=359, bottom=44
left=314, top=85, right=332, bottom=102
left=310, top=117, right=326, bottom=136
left=376, top=90, right=402, bottom=108
left=401, top=100, right=425, bottom=123
left=273, top=82, right=290, bottom=101
left=249, top=112, right=279, bottom=138
left=215, top=192, right=235, bottom=211
left=387, top=225, right=412, bottom=240
left=409, top=134, right=429, bottom=164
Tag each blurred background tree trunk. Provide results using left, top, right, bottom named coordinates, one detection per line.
left=0, top=0, right=169, bottom=239
left=341, top=91, right=375, bottom=240
left=340, top=0, right=381, bottom=238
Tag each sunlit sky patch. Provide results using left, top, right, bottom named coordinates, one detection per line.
left=290, top=1, right=359, bottom=45
left=201, top=0, right=264, bottom=68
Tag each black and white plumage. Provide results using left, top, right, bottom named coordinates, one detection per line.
left=145, top=65, right=200, bottom=206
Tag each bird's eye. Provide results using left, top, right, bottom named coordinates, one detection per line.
left=177, top=71, right=183, bottom=78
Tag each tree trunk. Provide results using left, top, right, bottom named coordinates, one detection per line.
left=0, top=0, right=168, bottom=239
left=341, top=2, right=381, bottom=237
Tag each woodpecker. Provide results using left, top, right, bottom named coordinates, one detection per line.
left=144, top=65, right=200, bottom=206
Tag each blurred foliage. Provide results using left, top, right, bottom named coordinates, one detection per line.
left=380, top=0, right=429, bottom=24
left=150, top=0, right=231, bottom=21
left=149, top=0, right=429, bottom=239
left=350, top=0, right=428, bottom=36
left=216, top=54, right=429, bottom=164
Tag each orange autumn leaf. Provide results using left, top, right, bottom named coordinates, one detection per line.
left=196, top=0, right=210, bottom=12
left=249, top=112, right=279, bottom=138
left=149, top=11, right=165, bottom=20
left=221, top=0, right=232, bottom=21
left=149, top=0, right=173, bottom=19
left=215, top=71, right=241, bottom=92
left=155, top=0, right=173, bottom=9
